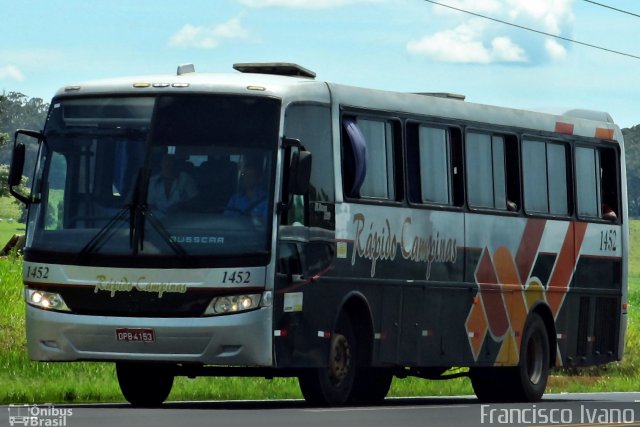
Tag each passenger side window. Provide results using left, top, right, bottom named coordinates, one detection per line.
left=576, top=145, right=619, bottom=221
left=522, top=139, right=570, bottom=216
left=284, top=104, right=333, bottom=203
left=341, top=116, right=398, bottom=201
left=358, top=119, right=394, bottom=199
left=600, top=148, right=620, bottom=221
left=466, top=132, right=518, bottom=210
left=523, top=140, right=548, bottom=212
left=576, top=147, right=599, bottom=217
left=419, top=127, right=451, bottom=204
left=44, top=152, right=67, bottom=231
left=406, top=123, right=463, bottom=206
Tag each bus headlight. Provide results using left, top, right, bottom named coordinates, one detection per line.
left=204, top=292, right=265, bottom=316
left=25, top=288, right=71, bottom=312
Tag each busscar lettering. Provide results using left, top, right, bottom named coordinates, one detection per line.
left=171, top=235, right=224, bottom=244
left=351, top=213, right=457, bottom=279
left=94, top=275, right=188, bottom=298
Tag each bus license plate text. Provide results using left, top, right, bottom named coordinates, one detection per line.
left=116, top=328, right=155, bottom=343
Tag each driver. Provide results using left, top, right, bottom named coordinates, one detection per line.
left=147, top=153, right=198, bottom=214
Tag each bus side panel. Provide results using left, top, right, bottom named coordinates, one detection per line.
left=378, top=285, right=472, bottom=367
left=554, top=221, right=623, bottom=366
left=272, top=212, right=623, bottom=370
left=272, top=236, right=338, bottom=369
left=334, top=204, right=469, bottom=368
left=464, top=215, right=623, bottom=369
left=463, top=215, right=592, bottom=367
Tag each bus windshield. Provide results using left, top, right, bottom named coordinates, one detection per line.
left=28, top=94, right=280, bottom=267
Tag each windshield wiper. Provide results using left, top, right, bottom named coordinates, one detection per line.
left=76, top=166, right=190, bottom=263
left=76, top=206, right=130, bottom=264
left=76, top=168, right=146, bottom=264
left=130, top=171, right=189, bottom=260
left=140, top=210, right=189, bottom=259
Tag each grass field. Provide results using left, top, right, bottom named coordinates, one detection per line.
left=0, top=197, right=24, bottom=246
left=0, top=216, right=638, bottom=403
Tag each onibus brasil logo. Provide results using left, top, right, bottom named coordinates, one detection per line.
left=8, top=404, right=73, bottom=426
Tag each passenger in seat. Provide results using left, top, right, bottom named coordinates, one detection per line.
left=602, top=204, right=617, bottom=222
left=225, top=162, right=267, bottom=225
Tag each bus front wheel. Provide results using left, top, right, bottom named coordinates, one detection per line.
left=298, top=313, right=356, bottom=406
left=116, top=362, right=174, bottom=407
left=470, top=313, right=550, bottom=403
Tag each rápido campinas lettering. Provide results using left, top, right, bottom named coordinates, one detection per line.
left=94, top=275, right=188, bottom=298
left=352, top=214, right=457, bottom=279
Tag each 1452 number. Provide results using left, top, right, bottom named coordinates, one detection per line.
left=600, top=229, right=617, bottom=252
left=222, top=271, right=251, bottom=284
left=26, top=265, right=50, bottom=279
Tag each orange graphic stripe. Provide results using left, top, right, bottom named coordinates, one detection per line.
left=476, top=249, right=510, bottom=338
left=547, top=222, right=588, bottom=316
left=514, top=219, right=546, bottom=284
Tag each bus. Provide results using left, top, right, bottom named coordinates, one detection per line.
left=8, top=62, right=628, bottom=406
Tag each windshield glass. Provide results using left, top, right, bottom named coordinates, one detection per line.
left=29, top=94, right=280, bottom=267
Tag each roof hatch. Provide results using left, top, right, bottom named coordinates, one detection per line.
left=177, top=63, right=196, bottom=75
left=233, top=62, right=316, bottom=79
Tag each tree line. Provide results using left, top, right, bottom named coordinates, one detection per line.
left=0, top=92, right=48, bottom=201
left=2, top=91, right=640, bottom=216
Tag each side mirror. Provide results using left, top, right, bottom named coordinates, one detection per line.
left=289, top=150, right=312, bottom=195
left=9, top=143, right=25, bottom=188
left=9, top=129, right=44, bottom=205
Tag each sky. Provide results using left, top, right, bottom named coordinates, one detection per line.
left=1, top=0, right=639, bottom=128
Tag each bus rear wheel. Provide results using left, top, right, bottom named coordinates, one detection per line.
left=116, top=362, right=174, bottom=407
left=298, top=313, right=356, bottom=406
left=470, top=313, right=550, bottom=403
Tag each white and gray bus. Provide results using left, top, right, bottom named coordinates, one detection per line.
left=9, top=63, right=628, bottom=406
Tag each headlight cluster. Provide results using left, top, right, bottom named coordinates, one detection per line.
left=25, top=288, right=71, bottom=312
left=204, top=291, right=271, bottom=316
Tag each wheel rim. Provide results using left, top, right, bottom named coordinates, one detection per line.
left=329, top=333, right=352, bottom=386
left=526, top=332, right=544, bottom=385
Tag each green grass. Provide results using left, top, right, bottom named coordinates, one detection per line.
left=629, top=221, right=640, bottom=282
left=0, top=196, right=24, bottom=245
left=1, top=214, right=639, bottom=403
left=0, top=222, right=25, bottom=248
left=0, top=195, right=23, bottom=220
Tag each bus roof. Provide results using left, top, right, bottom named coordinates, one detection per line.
left=55, top=68, right=330, bottom=101
left=54, top=62, right=621, bottom=143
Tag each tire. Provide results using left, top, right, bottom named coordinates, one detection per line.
left=470, top=313, right=550, bottom=403
left=515, top=314, right=550, bottom=402
left=470, top=367, right=509, bottom=402
left=298, top=313, right=357, bottom=406
left=349, top=368, right=393, bottom=405
left=116, top=362, right=174, bottom=407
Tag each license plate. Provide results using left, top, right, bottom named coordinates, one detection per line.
left=116, top=328, right=155, bottom=343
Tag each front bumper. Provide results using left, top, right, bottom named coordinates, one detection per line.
left=26, top=304, right=274, bottom=366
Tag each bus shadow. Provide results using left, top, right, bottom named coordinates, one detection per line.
left=64, top=395, right=596, bottom=411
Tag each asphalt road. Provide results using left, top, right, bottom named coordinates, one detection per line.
left=3, top=393, right=640, bottom=427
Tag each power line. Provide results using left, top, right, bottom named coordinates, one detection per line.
left=581, top=0, right=640, bottom=19
left=423, top=0, right=640, bottom=61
